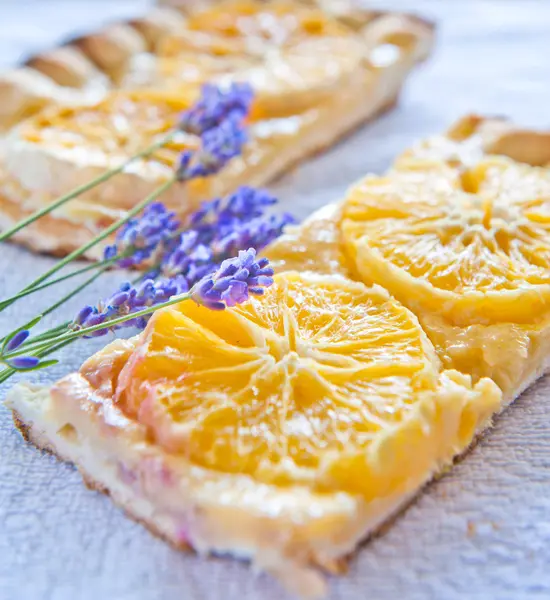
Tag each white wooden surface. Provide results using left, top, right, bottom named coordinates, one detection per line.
left=1, top=1, right=550, bottom=599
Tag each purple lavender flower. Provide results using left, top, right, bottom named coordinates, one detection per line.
left=1, top=329, right=41, bottom=370
left=74, top=305, right=94, bottom=327
left=0, top=329, right=40, bottom=371
left=71, top=277, right=189, bottom=337
left=190, top=187, right=278, bottom=231
left=70, top=249, right=273, bottom=340
left=190, top=187, right=281, bottom=242
left=122, top=277, right=189, bottom=330
left=213, top=212, right=295, bottom=257
left=179, top=83, right=254, bottom=135
left=222, top=186, right=278, bottom=220
left=191, top=248, right=274, bottom=310
left=153, top=187, right=292, bottom=284
left=6, top=356, right=40, bottom=370
left=104, top=203, right=180, bottom=268
left=160, top=232, right=214, bottom=282
left=4, top=329, right=30, bottom=352
left=177, top=118, right=248, bottom=181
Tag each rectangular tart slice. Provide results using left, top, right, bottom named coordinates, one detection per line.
left=7, top=271, right=500, bottom=597
left=1, top=0, right=434, bottom=148
left=0, top=76, right=395, bottom=258
left=0, top=0, right=433, bottom=258
left=265, top=115, right=550, bottom=401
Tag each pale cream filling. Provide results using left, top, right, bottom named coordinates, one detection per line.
left=6, top=379, right=423, bottom=597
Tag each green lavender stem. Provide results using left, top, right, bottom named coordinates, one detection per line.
left=0, top=265, right=109, bottom=349
left=0, top=257, right=118, bottom=312
left=0, top=131, right=175, bottom=244
left=22, top=323, right=71, bottom=345
left=5, top=291, right=192, bottom=361
left=0, top=177, right=176, bottom=314
left=0, top=337, right=75, bottom=384
left=40, top=265, right=109, bottom=318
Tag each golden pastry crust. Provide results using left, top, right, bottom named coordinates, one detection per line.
left=128, top=8, right=187, bottom=51
left=0, top=68, right=94, bottom=131
left=72, top=24, right=147, bottom=82
left=0, top=0, right=434, bottom=128
left=0, top=82, right=398, bottom=258
left=25, top=46, right=109, bottom=89
left=403, top=114, right=550, bottom=168
left=361, top=12, right=434, bottom=64
left=445, top=114, right=550, bottom=167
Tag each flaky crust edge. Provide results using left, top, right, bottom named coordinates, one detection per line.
left=6, top=376, right=426, bottom=598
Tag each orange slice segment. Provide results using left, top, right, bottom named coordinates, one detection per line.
left=115, top=271, right=501, bottom=499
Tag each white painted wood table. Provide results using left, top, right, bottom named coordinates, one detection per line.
left=1, top=1, right=549, bottom=599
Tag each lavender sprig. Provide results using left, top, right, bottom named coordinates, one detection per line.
left=70, top=248, right=273, bottom=336
left=103, top=202, right=180, bottom=268
left=0, top=84, right=269, bottom=382
left=72, top=276, right=190, bottom=337
left=70, top=249, right=274, bottom=336
left=0, top=328, right=54, bottom=371
left=0, top=251, right=275, bottom=363
left=179, top=83, right=254, bottom=135
left=191, top=249, right=274, bottom=310
left=177, top=117, right=248, bottom=181
left=0, top=184, right=293, bottom=369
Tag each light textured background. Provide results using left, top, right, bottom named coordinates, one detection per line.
left=1, top=1, right=550, bottom=599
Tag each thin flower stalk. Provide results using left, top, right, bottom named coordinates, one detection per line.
left=40, top=267, right=109, bottom=319
left=0, top=83, right=253, bottom=245
left=0, top=131, right=176, bottom=244
left=1, top=250, right=273, bottom=366
left=0, top=254, right=122, bottom=312
left=1, top=178, right=176, bottom=312
left=19, top=295, right=186, bottom=352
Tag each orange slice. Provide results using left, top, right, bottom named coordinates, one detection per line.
left=156, top=0, right=367, bottom=117
left=115, top=271, right=501, bottom=499
left=341, top=156, right=550, bottom=326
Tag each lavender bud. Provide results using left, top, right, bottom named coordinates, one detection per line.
left=8, top=356, right=40, bottom=369
left=5, top=330, right=30, bottom=352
